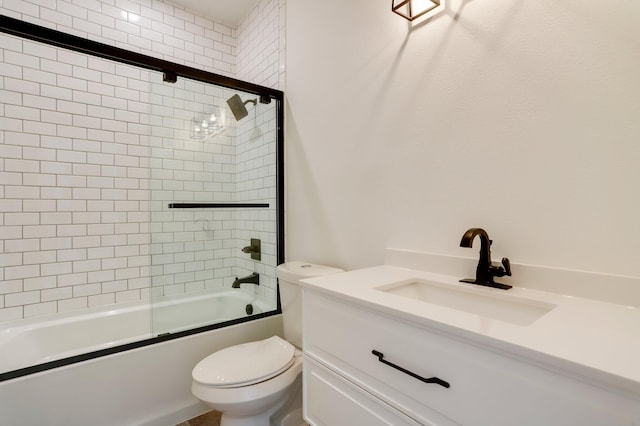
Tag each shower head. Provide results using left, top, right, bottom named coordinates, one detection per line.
left=226, top=94, right=257, bottom=121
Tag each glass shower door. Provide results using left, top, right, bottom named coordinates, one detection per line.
left=148, top=77, right=280, bottom=336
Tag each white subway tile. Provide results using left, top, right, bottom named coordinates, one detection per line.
left=88, top=292, right=115, bottom=308
left=4, top=50, right=40, bottom=69
left=23, top=225, right=56, bottom=239
left=87, top=9, right=115, bottom=28
left=25, top=147, right=57, bottom=161
left=24, top=301, right=58, bottom=318
left=72, top=211, right=101, bottom=223
left=41, top=84, right=73, bottom=101
left=73, top=259, right=101, bottom=273
left=0, top=0, right=283, bottom=317
left=72, top=236, right=101, bottom=248
left=57, top=248, right=87, bottom=262
left=23, top=275, right=57, bottom=291
left=56, top=0, right=87, bottom=19
left=6, top=289, right=40, bottom=306
left=23, top=68, right=57, bottom=86
left=58, top=296, right=88, bottom=312
left=87, top=200, right=114, bottom=211
left=5, top=77, right=39, bottom=95
left=101, top=279, right=127, bottom=294
left=41, top=187, right=72, bottom=200
left=57, top=199, right=87, bottom=211
left=87, top=246, right=114, bottom=259
left=0, top=306, right=23, bottom=322
left=115, top=289, right=140, bottom=303
left=73, top=282, right=101, bottom=297
left=40, top=161, right=72, bottom=175
left=57, top=124, right=88, bottom=139
left=102, top=256, right=127, bottom=270
left=40, top=237, right=72, bottom=251
left=41, top=212, right=72, bottom=225
left=58, top=272, right=87, bottom=287
left=73, top=90, right=102, bottom=106
left=41, top=287, right=72, bottom=302
left=41, top=261, right=73, bottom=276
left=88, top=269, right=115, bottom=282
left=5, top=212, right=39, bottom=226
left=88, top=223, right=115, bottom=235
left=73, top=17, right=103, bottom=37
left=5, top=104, right=40, bottom=121
left=73, top=163, right=101, bottom=176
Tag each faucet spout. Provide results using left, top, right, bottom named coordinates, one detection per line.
left=459, top=228, right=512, bottom=290
left=232, top=272, right=260, bottom=288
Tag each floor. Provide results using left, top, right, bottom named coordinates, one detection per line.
left=176, top=410, right=222, bottom=426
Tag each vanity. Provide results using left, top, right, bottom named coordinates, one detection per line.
left=299, top=249, right=640, bottom=425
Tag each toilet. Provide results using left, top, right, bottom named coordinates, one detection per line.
left=191, top=261, right=343, bottom=426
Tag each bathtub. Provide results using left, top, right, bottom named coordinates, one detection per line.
left=0, top=289, right=274, bottom=374
left=0, top=290, right=282, bottom=425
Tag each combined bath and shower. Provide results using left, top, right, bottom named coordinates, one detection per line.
left=226, top=94, right=271, bottom=121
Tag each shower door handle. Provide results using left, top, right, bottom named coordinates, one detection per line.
left=371, top=350, right=450, bottom=388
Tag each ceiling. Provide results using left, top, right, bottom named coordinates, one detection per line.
left=168, top=0, right=260, bottom=26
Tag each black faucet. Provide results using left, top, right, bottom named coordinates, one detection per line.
left=232, top=272, right=260, bottom=288
left=459, top=228, right=512, bottom=290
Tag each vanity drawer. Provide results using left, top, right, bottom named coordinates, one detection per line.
left=304, top=356, right=424, bottom=426
left=303, top=291, right=639, bottom=426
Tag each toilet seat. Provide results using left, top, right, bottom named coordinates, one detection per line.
left=192, top=336, right=295, bottom=388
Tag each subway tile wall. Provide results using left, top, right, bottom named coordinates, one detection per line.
left=237, top=0, right=286, bottom=89
left=0, top=0, right=285, bottom=323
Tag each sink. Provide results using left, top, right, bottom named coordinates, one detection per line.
left=377, top=279, right=555, bottom=326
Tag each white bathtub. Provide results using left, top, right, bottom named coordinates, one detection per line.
left=0, top=289, right=273, bottom=374
left=0, top=290, right=282, bottom=426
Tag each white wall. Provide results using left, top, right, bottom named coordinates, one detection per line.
left=285, top=0, right=640, bottom=277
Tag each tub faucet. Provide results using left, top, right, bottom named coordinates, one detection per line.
left=459, top=228, right=512, bottom=290
left=232, top=272, right=260, bottom=288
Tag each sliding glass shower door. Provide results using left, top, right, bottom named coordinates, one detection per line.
left=148, top=79, right=280, bottom=336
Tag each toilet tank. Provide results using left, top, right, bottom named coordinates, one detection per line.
left=276, top=261, right=343, bottom=348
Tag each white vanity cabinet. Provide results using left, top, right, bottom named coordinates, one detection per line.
left=302, top=291, right=640, bottom=426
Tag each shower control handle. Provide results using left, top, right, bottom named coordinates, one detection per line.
left=241, top=238, right=261, bottom=261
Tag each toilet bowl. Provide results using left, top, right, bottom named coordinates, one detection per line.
left=191, top=262, right=343, bottom=426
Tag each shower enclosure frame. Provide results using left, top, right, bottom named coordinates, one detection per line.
left=0, top=14, right=285, bottom=382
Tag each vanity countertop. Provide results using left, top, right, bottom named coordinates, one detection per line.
left=300, top=264, right=640, bottom=395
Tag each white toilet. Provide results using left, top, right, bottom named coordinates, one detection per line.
left=191, top=261, right=343, bottom=426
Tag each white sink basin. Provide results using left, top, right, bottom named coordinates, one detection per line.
left=377, top=279, right=556, bottom=326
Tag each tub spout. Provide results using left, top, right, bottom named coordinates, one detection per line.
left=232, top=272, right=260, bottom=288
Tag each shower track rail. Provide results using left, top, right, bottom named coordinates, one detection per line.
left=0, top=13, right=285, bottom=381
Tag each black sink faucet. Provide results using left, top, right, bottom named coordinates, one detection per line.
left=459, top=228, right=512, bottom=290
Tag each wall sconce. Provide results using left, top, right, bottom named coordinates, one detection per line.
left=392, top=0, right=441, bottom=21
left=190, top=107, right=225, bottom=140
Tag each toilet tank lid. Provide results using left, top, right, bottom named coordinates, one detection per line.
left=276, top=261, right=344, bottom=282
left=192, top=336, right=295, bottom=388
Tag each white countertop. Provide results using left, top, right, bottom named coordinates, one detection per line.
left=301, top=264, right=640, bottom=396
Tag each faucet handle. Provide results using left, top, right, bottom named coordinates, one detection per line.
left=501, top=257, right=512, bottom=276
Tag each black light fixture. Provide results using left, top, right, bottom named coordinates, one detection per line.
left=392, top=0, right=441, bottom=21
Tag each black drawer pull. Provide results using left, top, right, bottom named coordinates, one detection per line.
left=371, top=350, right=450, bottom=389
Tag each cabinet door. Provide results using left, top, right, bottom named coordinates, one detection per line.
left=304, top=356, right=432, bottom=426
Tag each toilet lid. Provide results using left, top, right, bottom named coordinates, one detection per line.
left=192, top=336, right=295, bottom=388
